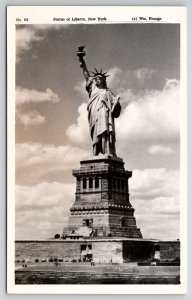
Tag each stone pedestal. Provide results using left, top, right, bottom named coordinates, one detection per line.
left=63, top=156, right=142, bottom=239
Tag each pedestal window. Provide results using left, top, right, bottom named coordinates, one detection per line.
left=89, top=178, right=93, bottom=189
left=83, top=178, right=87, bottom=189
left=95, top=177, right=99, bottom=189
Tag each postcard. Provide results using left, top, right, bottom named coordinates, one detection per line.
left=7, top=6, right=187, bottom=294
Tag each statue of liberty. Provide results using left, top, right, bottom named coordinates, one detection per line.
left=77, top=46, right=121, bottom=156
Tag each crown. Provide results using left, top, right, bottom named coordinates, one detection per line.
left=90, top=68, right=110, bottom=78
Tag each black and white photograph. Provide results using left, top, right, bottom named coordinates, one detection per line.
left=7, top=6, right=187, bottom=294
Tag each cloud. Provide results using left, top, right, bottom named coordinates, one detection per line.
left=134, top=197, right=180, bottom=240
left=118, top=88, right=138, bottom=105
left=16, top=87, right=60, bottom=106
left=134, top=68, right=155, bottom=83
left=148, top=144, right=175, bottom=155
left=105, top=67, right=122, bottom=87
left=130, top=168, right=179, bottom=201
left=135, top=213, right=179, bottom=240
left=16, top=143, right=89, bottom=184
left=16, top=109, right=46, bottom=127
left=16, top=25, right=69, bottom=63
left=66, top=103, right=91, bottom=148
left=129, top=167, right=180, bottom=239
left=107, top=67, right=157, bottom=104
left=16, top=87, right=60, bottom=127
left=16, top=27, right=43, bottom=63
left=16, top=181, right=74, bottom=240
left=74, top=81, right=87, bottom=96
left=116, top=79, right=180, bottom=144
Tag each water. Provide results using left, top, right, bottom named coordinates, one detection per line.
left=15, top=270, right=180, bottom=285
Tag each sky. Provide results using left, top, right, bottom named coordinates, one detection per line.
left=15, top=23, right=180, bottom=240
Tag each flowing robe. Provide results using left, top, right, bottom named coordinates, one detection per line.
left=86, top=78, right=120, bottom=156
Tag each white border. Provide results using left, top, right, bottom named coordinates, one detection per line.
left=7, top=6, right=187, bottom=294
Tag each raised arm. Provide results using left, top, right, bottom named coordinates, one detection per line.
left=77, top=46, right=90, bottom=82
left=80, top=57, right=90, bottom=81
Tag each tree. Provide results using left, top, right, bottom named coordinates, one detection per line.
left=54, top=234, right=60, bottom=239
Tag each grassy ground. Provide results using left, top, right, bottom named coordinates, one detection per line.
left=16, top=261, right=179, bottom=275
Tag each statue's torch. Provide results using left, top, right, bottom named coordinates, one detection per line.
left=77, top=45, right=86, bottom=68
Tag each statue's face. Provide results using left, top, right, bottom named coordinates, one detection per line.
left=94, top=75, right=106, bottom=88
